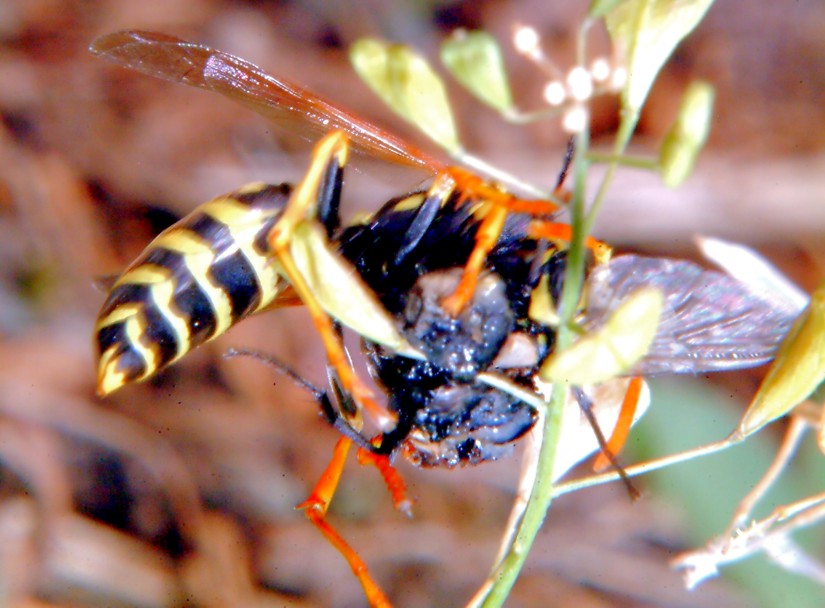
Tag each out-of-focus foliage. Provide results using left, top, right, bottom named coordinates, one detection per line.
left=350, top=38, right=461, bottom=154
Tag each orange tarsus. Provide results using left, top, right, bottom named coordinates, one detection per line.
left=304, top=514, right=392, bottom=608
left=358, top=448, right=413, bottom=517
left=441, top=203, right=508, bottom=316
left=297, top=437, right=392, bottom=608
left=527, top=220, right=612, bottom=263
left=439, top=167, right=561, bottom=316
left=593, top=376, right=644, bottom=472
left=297, top=436, right=353, bottom=515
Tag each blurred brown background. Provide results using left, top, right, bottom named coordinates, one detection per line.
left=0, top=1, right=824, bottom=607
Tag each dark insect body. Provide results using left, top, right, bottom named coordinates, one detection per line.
left=336, top=192, right=569, bottom=466
left=96, top=172, right=569, bottom=467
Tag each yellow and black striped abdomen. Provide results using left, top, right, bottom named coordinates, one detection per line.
left=95, top=183, right=292, bottom=395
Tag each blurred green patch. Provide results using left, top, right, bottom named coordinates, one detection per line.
left=630, top=377, right=825, bottom=608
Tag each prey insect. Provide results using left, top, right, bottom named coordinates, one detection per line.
left=91, top=30, right=798, bottom=607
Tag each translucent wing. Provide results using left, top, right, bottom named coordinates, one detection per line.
left=90, top=30, right=443, bottom=171
left=583, top=255, right=798, bottom=375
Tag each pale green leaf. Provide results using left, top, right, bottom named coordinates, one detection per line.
left=659, top=80, right=714, bottom=187
left=541, top=287, right=663, bottom=385
left=289, top=221, right=422, bottom=358
left=589, top=0, right=628, bottom=19
left=441, top=30, right=514, bottom=113
left=350, top=38, right=461, bottom=153
left=738, top=282, right=825, bottom=437
left=605, top=0, right=714, bottom=113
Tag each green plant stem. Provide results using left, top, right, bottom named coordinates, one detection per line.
left=584, top=111, right=637, bottom=235
left=586, top=152, right=658, bottom=169
left=476, top=102, right=638, bottom=608
left=475, top=379, right=567, bottom=607
left=473, top=21, right=653, bottom=607
left=476, top=126, right=592, bottom=608
left=553, top=431, right=743, bottom=496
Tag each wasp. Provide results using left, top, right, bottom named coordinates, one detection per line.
left=91, top=30, right=798, bottom=607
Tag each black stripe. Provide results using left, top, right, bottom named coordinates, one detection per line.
left=237, top=184, right=292, bottom=254
left=99, top=280, right=178, bottom=368
left=96, top=323, right=148, bottom=383
left=210, top=249, right=261, bottom=321
left=99, top=282, right=149, bottom=315
left=185, top=210, right=264, bottom=322
left=233, top=183, right=292, bottom=212
left=174, top=283, right=217, bottom=343
left=252, top=214, right=279, bottom=257
left=142, top=299, right=179, bottom=368
left=187, top=213, right=231, bottom=250
left=316, top=158, right=343, bottom=236
left=141, top=248, right=218, bottom=343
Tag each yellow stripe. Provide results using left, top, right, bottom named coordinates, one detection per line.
left=116, top=264, right=169, bottom=286
left=389, top=192, right=426, bottom=212
left=152, top=227, right=233, bottom=336
left=152, top=228, right=210, bottom=254
left=202, top=198, right=282, bottom=314
left=239, top=231, right=280, bottom=313
left=125, top=311, right=157, bottom=376
left=236, top=182, right=267, bottom=195
left=96, top=308, right=157, bottom=396
left=145, top=270, right=190, bottom=361
left=201, top=196, right=271, bottom=225
left=97, top=346, right=128, bottom=395
left=106, top=263, right=190, bottom=361
left=97, top=301, right=143, bottom=330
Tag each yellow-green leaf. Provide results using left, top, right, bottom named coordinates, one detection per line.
left=659, top=81, right=714, bottom=187
left=738, top=282, right=825, bottom=437
left=589, top=0, right=628, bottom=19
left=289, top=221, right=423, bottom=358
left=605, top=0, right=714, bottom=113
left=350, top=38, right=461, bottom=154
left=441, top=30, right=514, bottom=113
left=541, top=287, right=663, bottom=385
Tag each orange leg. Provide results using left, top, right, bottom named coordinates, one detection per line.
left=447, top=166, right=561, bottom=216
left=593, top=376, right=644, bottom=472
left=268, top=245, right=394, bottom=430
left=297, top=437, right=392, bottom=608
left=504, top=199, right=562, bottom=215
left=268, top=131, right=395, bottom=432
left=441, top=203, right=508, bottom=316
left=297, top=436, right=353, bottom=516
left=357, top=448, right=413, bottom=517
left=437, top=167, right=568, bottom=315
left=527, top=220, right=612, bottom=264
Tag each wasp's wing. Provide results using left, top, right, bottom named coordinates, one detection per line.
left=583, top=255, right=798, bottom=375
left=90, top=30, right=442, bottom=171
